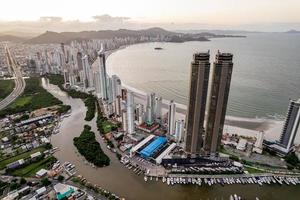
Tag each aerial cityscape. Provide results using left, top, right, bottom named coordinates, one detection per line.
left=0, top=0, right=300, bottom=200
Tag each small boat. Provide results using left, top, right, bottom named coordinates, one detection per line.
left=154, top=47, right=163, bottom=50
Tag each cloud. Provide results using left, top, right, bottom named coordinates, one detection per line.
left=92, top=14, right=130, bottom=23
left=0, top=14, right=299, bottom=36
left=39, top=17, right=63, bottom=22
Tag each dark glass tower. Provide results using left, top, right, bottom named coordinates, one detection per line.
left=185, top=51, right=210, bottom=155
left=204, top=51, right=233, bottom=155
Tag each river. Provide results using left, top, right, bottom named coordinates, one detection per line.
left=42, top=78, right=300, bottom=200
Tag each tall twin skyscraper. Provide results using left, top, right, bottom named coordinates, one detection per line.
left=185, top=51, right=233, bottom=156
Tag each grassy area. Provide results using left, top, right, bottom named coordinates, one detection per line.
left=0, top=79, right=15, bottom=101
left=11, top=156, right=57, bottom=177
left=0, top=146, right=46, bottom=170
left=10, top=96, right=32, bottom=108
left=74, top=125, right=110, bottom=167
left=0, top=77, right=63, bottom=117
left=244, top=166, right=265, bottom=174
left=96, top=102, right=118, bottom=134
left=102, top=121, right=117, bottom=133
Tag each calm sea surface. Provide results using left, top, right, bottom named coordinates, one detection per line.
left=107, top=33, right=300, bottom=119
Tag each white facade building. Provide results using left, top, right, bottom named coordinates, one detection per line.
left=175, top=119, right=184, bottom=143
left=168, top=100, right=176, bottom=135
left=126, top=92, right=135, bottom=134
left=155, top=97, right=162, bottom=123
left=253, top=131, right=264, bottom=154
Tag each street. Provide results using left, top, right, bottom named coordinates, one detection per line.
left=0, top=45, right=26, bottom=110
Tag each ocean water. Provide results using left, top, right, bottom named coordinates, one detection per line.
left=107, top=33, right=300, bottom=119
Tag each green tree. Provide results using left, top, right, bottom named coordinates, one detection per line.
left=10, top=182, right=20, bottom=190
left=285, top=152, right=299, bottom=166
left=19, top=178, right=27, bottom=185
left=58, top=175, right=65, bottom=182
left=41, top=178, right=51, bottom=186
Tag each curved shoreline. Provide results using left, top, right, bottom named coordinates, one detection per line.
left=105, top=44, right=284, bottom=141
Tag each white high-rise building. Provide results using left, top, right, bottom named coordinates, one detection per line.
left=175, top=119, right=185, bottom=143
left=168, top=100, right=176, bottom=135
left=122, top=110, right=127, bottom=132
left=154, top=97, right=162, bottom=123
left=92, top=70, right=102, bottom=98
left=111, top=75, right=122, bottom=115
left=126, top=92, right=135, bottom=134
left=272, top=99, right=300, bottom=154
left=136, top=104, right=145, bottom=125
left=111, top=75, right=122, bottom=101
left=115, top=96, right=122, bottom=120
left=97, top=52, right=108, bottom=100
left=82, top=55, right=93, bottom=89
left=253, top=131, right=264, bottom=154
left=107, top=77, right=113, bottom=103
left=146, top=93, right=156, bottom=124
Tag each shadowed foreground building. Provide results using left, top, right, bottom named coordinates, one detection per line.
left=204, top=52, right=233, bottom=155
left=184, top=51, right=210, bottom=155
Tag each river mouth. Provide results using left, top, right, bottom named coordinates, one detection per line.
left=41, top=78, right=300, bottom=200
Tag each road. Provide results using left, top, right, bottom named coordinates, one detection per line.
left=0, top=45, right=26, bottom=111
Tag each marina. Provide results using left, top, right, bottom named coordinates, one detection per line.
left=121, top=156, right=300, bottom=186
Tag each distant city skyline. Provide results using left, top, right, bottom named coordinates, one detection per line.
left=0, top=0, right=300, bottom=33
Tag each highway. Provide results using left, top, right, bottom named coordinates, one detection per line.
left=0, top=45, right=26, bottom=111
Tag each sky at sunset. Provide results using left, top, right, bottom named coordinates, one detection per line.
left=0, top=0, right=300, bottom=32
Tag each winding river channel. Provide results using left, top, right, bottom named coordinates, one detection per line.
left=42, top=78, right=300, bottom=200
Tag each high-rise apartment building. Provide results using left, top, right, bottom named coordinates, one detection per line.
left=184, top=52, right=210, bottom=155
left=97, top=52, right=108, bottom=100
left=146, top=93, right=156, bottom=124
left=136, top=104, right=145, bottom=125
left=82, top=55, right=93, bottom=89
left=126, top=92, right=135, bottom=134
left=155, top=97, right=162, bottom=123
left=175, top=119, right=185, bottom=143
left=275, top=99, right=300, bottom=154
left=111, top=75, right=122, bottom=101
left=204, top=51, right=233, bottom=155
left=168, top=100, right=176, bottom=135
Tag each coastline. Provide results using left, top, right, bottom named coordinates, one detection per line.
left=105, top=44, right=284, bottom=141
